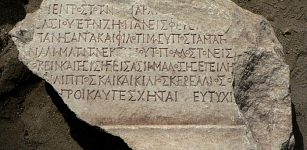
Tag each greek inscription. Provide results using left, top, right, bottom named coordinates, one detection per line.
left=33, top=2, right=235, bottom=105
left=60, top=88, right=178, bottom=102
left=48, top=4, right=114, bottom=15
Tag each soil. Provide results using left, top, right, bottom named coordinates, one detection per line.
left=0, top=0, right=306, bottom=149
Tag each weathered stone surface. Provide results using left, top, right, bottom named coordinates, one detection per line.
left=10, top=0, right=292, bottom=149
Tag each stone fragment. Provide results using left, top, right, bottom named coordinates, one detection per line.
left=10, top=0, right=293, bottom=149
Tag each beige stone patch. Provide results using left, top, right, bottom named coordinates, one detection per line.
left=10, top=0, right=293, bottom=149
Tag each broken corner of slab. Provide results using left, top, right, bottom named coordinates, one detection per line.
left=10, top=0, right=293, bottom=149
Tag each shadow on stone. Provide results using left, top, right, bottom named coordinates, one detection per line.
left=292, top=103, right=304, bottom=150
left=45, top=83, right=132, bottom=150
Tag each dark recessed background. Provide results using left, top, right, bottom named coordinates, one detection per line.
left=0, top=0, right=306, bottom=149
